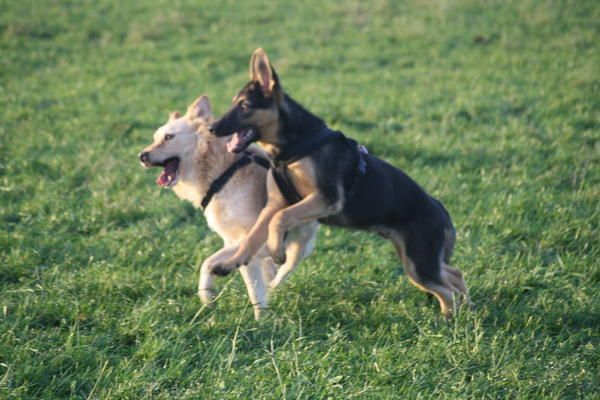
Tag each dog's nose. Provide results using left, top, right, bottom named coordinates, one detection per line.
left=208, top=123, right=217, bottom=134
left=139, top=151, right=150, bottom=163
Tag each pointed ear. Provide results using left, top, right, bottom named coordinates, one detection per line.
left=249, top=48, right=280, bottom=96
left=186, top=95, right=212, bottom=121
left=169, top=111, right=181, bottom=121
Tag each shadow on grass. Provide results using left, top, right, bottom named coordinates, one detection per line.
left=471, top=284, right=600, bottom=335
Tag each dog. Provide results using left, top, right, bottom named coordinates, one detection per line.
left=139, top=95, right=318, bottom=319
left=207, top=49, right=473, bottom=317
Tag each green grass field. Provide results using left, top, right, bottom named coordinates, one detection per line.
left=1, top=0, right=599, bottom=398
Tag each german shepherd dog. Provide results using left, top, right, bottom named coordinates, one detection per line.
left=139, top=95, right=317, bottom=319
left=207, top=49, right=473, bottom=317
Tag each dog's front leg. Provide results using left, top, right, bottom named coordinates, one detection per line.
left=198, top=244, right=239, bottom=305
left=209, top=203, right=279, bottom=276
left=238, top=259, right=269, bottom=320
left=209, top=173, right=288, bottom=277
left=268, top=193, right=339, bottom=264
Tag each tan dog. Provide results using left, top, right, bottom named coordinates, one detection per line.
left=139, top=95, right=318, bottom=319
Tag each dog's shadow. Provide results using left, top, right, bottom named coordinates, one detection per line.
left=247, top=281, right=599, bottom=344
left=258, top=275, right=446, bottom=337
left=464, top=284, right=599, bottom=334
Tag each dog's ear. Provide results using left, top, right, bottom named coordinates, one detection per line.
left=169, top=111, right=181, bottom=121
left=249, top=48, right=280, bottom=97
left=187, top=95, right=212, bottom=121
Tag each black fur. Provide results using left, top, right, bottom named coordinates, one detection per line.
left=311, top=139, right=455, bottom=285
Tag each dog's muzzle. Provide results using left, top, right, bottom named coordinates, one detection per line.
left=208, top=122, right=222, bottom=136
left=208, top=118, right=235, bottom=138
left=139, top=151, right=150, bottom=164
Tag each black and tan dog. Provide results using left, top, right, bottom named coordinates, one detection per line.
left=208, top=48, right=473, bottom=316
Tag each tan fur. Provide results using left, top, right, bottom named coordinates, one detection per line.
left=251, top=48, right=284, bottom=103
left=218, top=170, right=288, bottom=268
left=264, top=158, right=341, bottom=263
left=229, top=52, right=283, bottom=148
left=210, top=173, right=341, bottom=275
left=391, top=236, right=472, bottom=317
left=267, top=192, right=340, bottom=264
left=285, top=158, right=320, bottom=196
left=250, top=108, right=279, bottom=145
left=230, top=98, right=280, bottom=147
left=141, top=96, right=318, bottom=319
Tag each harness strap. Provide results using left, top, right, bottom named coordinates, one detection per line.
left=247, top=152, right=271, bottom=169
left=344, top=139, right=368, bottom=198
left=200, top=152, right=270, bottom=210
left=271, top=128, right=368, bottom=206
left=271, top=167, right=304, bottom=206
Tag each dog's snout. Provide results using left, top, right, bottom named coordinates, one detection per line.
left=139, top=151, right=150, bottom=163
left=208, top=120, right=231, bottom=137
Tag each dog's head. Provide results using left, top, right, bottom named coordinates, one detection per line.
left=209, top=48, right=284, bottom=153
left=139, top=95, right=212, bottom=188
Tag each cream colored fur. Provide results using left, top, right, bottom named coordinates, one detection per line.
left=141, top=95, right=317, bottom=319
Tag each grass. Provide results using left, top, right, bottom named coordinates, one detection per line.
left=1, top=0, right=599, bottom=398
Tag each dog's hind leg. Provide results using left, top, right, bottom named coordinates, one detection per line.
left=442, top=263, right=474, bottom=310
left=260, top=257, right=278, bottom=284
left=391, top=236, right=466, bottom=317
left=269, top=221, right=318, bottom=289
left=198, top=245, right=238, bottom=305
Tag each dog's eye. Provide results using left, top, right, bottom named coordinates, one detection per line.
left=240, top=102, right=250, bottom=112
left=164, top=134, right=175, bottom=141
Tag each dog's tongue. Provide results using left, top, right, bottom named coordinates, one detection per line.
left=227, top=132, right=245, bottom=153
left=156, top=159, right=178, bottom=187
left=227, top=128, right=256, bottom=153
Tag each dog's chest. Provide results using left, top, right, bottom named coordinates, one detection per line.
left=203, top=203, right=250, bottom=242
left=172, top=181, right=204, bottom=208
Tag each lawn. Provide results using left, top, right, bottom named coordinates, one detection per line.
left=1, top=0, right=599, bottom=398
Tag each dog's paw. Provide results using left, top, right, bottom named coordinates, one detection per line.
left=267, top=238, right=285, bottom=265
left=253, top=307, right=268, bottom=321
left=198, top=288, right=216, bottom=305
left=268, top=276, right=284, bottom=290
left=269, top=247, right=287, bottom=266
left=267, top=230, right=288, bottom=265
left=209, top=262, right=235, bottom=277
left=209, top=256, right=248, bottom=277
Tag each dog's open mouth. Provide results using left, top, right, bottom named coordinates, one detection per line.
left=227, top=127, right=258, bottom=153
left=154, top=157, right=180, bottom=188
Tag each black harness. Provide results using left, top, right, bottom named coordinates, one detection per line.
left=200, top=151, right=271, bottom=210
left=271, top=127, right=368, bottom=206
